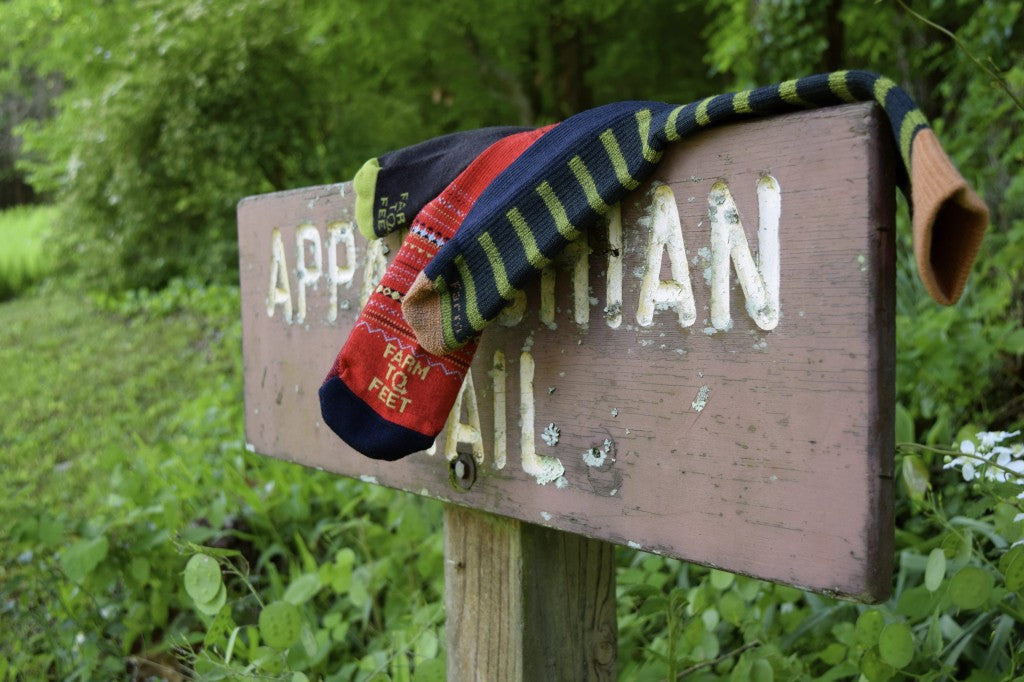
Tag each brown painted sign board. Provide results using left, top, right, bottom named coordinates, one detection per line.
left=238, top=102, right=896, bottom=602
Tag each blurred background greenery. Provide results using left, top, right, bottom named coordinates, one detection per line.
left=0, top=0, right=1021, bottom=679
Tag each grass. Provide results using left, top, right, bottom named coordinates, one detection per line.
left=0, top=282, right=448, bottom=678
left=0, top=204, right=57, bottom=301
left=0, top=286, right=235, bottom=516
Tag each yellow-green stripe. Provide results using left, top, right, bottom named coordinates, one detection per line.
left=635, top=109, right=663, bottom=163
left=536, top=180, right=580, bottom=240
left=599, top=129, right=640, bottom=190
left=664, top=105, right=685, bottom=141
left=438, top=275, right=459, bottom=351
left=454, top=255, right=486, bottom=332
left=899, top=108, right=928, bottom=168
left=779, top=79, right=811, bottom=107
left=695, top=97, right=713, bottom=126
left=827, top=70, right=855, bottom=102
left=732, top=90, right=752, bottom=114
left=478, top=232, right=515, bottom=300
left=873, top=76, right=896, bottom=106
left=568, top=155, right=611, bottom=214
left=507, top=207, right=551, bottom=270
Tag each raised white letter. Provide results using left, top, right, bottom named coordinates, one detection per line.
left=709, top=177, right=780, bottom=331
left=636, top=184, right=695, bottom=328
left=294, top=223, right=322, bottom=324
left=267, top=228, right=293, bottom=323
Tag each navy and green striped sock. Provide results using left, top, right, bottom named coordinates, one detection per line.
left=402, top=70, right=988, bottom=354
left=353, top=126, right=531, bottom=240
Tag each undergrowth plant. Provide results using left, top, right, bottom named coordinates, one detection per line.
left=1, top=285, right=1022, bottom=680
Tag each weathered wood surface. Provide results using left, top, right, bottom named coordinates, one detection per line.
left=444, top=506, right=617, bottom=681
left=237, top=102, right=896, bottom=600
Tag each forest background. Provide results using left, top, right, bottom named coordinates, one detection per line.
left=0, top=0, right=1022, bottom=679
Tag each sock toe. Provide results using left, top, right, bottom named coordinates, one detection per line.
left=403, top=272, right=449, bottom=355
left=319, top=376, right=435, bottom=461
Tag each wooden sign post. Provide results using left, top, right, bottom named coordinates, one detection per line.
left=238, top=102, right=896, bottom=678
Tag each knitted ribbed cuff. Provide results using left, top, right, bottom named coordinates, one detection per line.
left=910, top=129, right=989, bottom=305
left=353, top=157, right=381, bottom=241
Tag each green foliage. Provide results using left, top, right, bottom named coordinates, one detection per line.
left=0, top=0, right=1022, bottom=679
left=3, top=0, right=722, bottom=292
left=0, top=204, right=55, bottom=300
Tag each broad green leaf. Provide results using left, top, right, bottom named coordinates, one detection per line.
left=750, top=658, right=773, bottom=682
left=859, top=649, right=894, bottom=682
left=718, top=591, right=746, bottom=626
left=412, top=658, right=445, bottom=682
left=818, top=642, right=846, bottom=665
left=414, top=629, right=439, bottom=661
left=283, top=573, right=321, bottom=605
left=901, top=454, right=930, bottom=502
left=894, top=402, right=914, bottom=444
left=203, top=605, right=236, bottom=649
left=195, top=582, right=227, bottom=616
left=709, top=569, right=734, bottom=590
left=349, top=569, right=370, bottom=609
left=878, top=622, right=914, bottom=668
left=998, top=545, right=1024, bottom=576
left=924, top=548, right=946, bottom=592
left=949, top=566, right=993, bottom=610
left=300, top=622, right=318, bottom=658
left=925, top=411, right=951, bottom=447
left=856, top=609, right=885, bottom=647
left=259, top=600, right=302, bottom=650
left=895, top=586, right=934, bottom=621
left=1001, top=547, right=1024, bottom=592
left=61, top=535, right=109, bottom=583
left=184, top=554, right=222, bottom=604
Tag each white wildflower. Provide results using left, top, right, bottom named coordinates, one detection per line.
left=944, top=431, right=1024, bottom=485
left=979, top=430, right=1020, bottom=449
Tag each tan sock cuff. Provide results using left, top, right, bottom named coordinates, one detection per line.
left=910, top=129, right=989, bottom=305
left=403, top=272, right=448, bottom=356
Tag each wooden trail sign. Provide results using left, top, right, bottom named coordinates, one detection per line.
left=238, top=102, right=896, bottom=604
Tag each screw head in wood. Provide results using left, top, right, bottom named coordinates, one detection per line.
left=451, top=451, right=477, bottom=490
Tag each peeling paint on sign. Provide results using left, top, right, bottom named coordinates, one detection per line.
left=691, top=385, right=711, bottom=412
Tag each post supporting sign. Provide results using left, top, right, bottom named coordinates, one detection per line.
left=238, top=102, right=897, bottom=676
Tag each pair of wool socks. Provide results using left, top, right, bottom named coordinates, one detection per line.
left=402, top=70, right=990, bottom=355
left=320, top=127, right=552, bottom=460
left=353, top=126, right=531, bottom=240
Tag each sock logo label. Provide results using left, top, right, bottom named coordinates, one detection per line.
left=361, top=342, right=437, bottom=415
left=376, top=192, right=410, bottom=234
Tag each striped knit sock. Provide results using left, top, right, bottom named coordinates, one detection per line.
left=320, top=127, right=552, bottom=460
left=402, top=70, right=989, bottom=355
left=354, top=126, right=531, bottom=239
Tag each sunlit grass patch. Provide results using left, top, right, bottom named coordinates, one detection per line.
left=0, top=204, right=57, bottom=300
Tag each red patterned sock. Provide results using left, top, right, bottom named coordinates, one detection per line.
left=320, top=126, right=552, bottom=460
